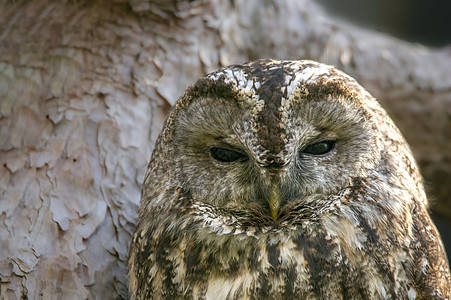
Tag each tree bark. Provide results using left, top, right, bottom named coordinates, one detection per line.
left=0, top=0, right=449, bottom=298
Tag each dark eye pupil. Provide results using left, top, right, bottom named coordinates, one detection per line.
left=302, top=141, right=335, bottom=155
left=210, top=147, right=246, bottom=163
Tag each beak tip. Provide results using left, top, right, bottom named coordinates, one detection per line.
left=268, top=184, right=281, bottom=221
left=269, top=207, right=279, bottom=221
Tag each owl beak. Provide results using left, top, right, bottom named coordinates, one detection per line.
left=268, top=184, right=281, bottom=221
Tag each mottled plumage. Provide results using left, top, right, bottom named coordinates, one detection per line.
left=128, top=59, right=450, bottom=299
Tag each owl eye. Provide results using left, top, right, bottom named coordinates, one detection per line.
left=210, top=147, right=247, bottom=163
left=302, top=141, right=335, bottom=155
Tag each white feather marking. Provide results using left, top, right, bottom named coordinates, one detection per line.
left=374, top=278, right=387, bottom=298
left=191, top=202, right=258, bottom=238
left=421, top=257, right=428, bottom=275
left=408, top=287, right=417, bottom=299
left=205, top=272, right=254, bottom=299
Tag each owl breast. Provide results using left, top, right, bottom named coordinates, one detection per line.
left=135, top=184, right=422, bottom=299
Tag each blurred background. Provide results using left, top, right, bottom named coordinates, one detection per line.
left=318, top=0, right=451, bottom=47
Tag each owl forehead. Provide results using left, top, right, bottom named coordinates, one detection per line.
left=203, top=59, right=349, bottom=164
left=205, top=59, right=334, bottom=101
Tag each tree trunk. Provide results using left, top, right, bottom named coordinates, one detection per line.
left=0, top=0, right=449, bottom=298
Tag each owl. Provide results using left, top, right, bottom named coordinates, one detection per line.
left=128, top=59, right=450, bottom=299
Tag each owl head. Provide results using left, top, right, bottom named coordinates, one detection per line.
left=142, top=59, right=416, bottom=226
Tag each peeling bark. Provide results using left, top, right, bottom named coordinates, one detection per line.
left=0, top=0, right=449, bottom=298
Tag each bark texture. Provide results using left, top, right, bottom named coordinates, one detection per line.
left=0, top=0, right=449, bottom=298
